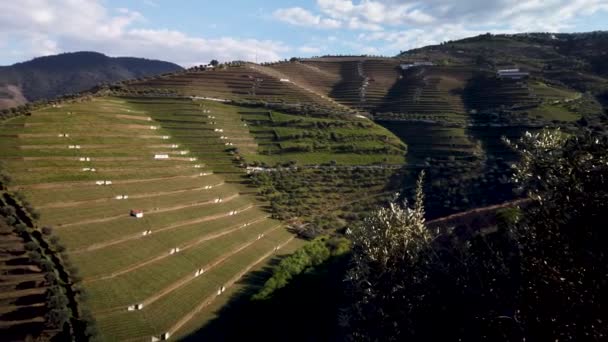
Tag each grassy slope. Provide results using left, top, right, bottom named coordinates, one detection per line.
left=0, top=97, right=301, bottom=341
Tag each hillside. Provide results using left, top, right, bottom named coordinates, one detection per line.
left=0, top=31, right=607, bottom=341
left=256, top=32, right=607, bottom=216
left=0, top=91, right=404, bottom=339
left=0, top=52, right=183, bottom=109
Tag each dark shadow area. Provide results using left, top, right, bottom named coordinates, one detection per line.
left=0, top=305, right=46, bottom=321
left=13, top=293, right=46, bottom=306
left=328, top=61, right=363, bottom=108
left=375, top=70, right=415, bottom=114
left=183, top=252, right=350, bottom=342
left=15, top=280, right=43, bottom=290
left=4, top=268, right=39, bottom=276
left=5, top=257, right=31, bottom=266
left=0, top=321, right=46, bottom=342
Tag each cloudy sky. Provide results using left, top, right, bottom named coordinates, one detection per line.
left=1, top=0, right=607, bottom=66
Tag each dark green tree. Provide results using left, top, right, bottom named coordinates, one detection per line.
left=345, top=129, right=608, bottom=341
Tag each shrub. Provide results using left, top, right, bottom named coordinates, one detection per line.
left=27, top=251, right=42, bottom=264
left=24, top=241, right=39, bottom=251
left=42, top=226, right=53, bottom=235
left=14, top=223, right=28, bottom=234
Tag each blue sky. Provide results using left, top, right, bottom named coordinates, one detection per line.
left=1, top=0, right=607, bottom=66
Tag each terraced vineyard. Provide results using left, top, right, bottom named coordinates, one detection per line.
left=123, top=65, right=347, bottom=112
left=1, top=32, right=607, bottom=341
left=0, top=97, right=305, bottom=340
left=0, top=216, right=50, bottom=341
left=239, top=108, right=406, bottom=165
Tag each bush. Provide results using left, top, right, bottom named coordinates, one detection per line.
left=30, top=210, right=41, bottom=220
left=252, top=236, right=348, bottom=300
left=49, top=235, right=60, bottom=245
left=0, top=206, right=16, bottom=217
left=40, top=259, right=54, bottom=272
left=27, top=251, right=42, bottom=264
left=42, top=226, right=53, bottom=235
left=46, top=306, right=71, bottom=329
left=54, top=243, right=66, bottom=253
left=44, top=271, right=59, bottom=285
left=5, top=215, right=16, bottom=225
left=24, top=241, right=39, bottom=251
left=14, top=223, right=28, bottom=234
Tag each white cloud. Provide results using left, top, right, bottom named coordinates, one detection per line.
left=359, top=25, right=508, bottom=52
left=142, top=0, right=159, bottom=7
left=0, top=0, right=288, bottom=66
left=273, top=7, right=341, bottom=29
left=275, top=0, right=608, bottom=35
left=271, top=0, right=608, bottom=55
left=298, top=46, right=323, bottom=54
left=347, top=17, right=383, bottom=31
left=317, top=0, right=436, bottom=26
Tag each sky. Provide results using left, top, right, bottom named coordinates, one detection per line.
left=1, top=0, right=608, bottom=67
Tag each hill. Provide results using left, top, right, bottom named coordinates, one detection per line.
left=0, top=31, right=607, bottom=341
left=0, top=52, right=183, bottom=109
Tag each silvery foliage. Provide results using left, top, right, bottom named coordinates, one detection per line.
left=504, top=128, right=607, bottom=205
left=503, top=129, right=569, bottom=202
left=345, top=172, right=434, bottom=337
left=347, top=172, right=430, bottom=271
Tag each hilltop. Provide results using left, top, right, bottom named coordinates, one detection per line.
left=0, top=52, right=183, bottom=109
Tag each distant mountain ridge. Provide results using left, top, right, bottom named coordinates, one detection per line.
left=0, top=51, right=183, bottom=108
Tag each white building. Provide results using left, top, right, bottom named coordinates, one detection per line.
left=131, top=210, right=144, bottom=218
left=497, top=68, right=530, bottom=79
left=400, top=61, right=434, bottom=70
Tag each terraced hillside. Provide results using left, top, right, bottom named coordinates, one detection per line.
left=123, top=65, right=347, bottom=112
left=123, top=72, right=408, bottom=233
left=0, top=97, right=304, bottom=340
left=1, top=32, right=607, bottom=341
left=267, top=59, right=468, bottom=119
left=124, top=55, right=599, bottom=220
left=0, top=216, right=50, bottom=341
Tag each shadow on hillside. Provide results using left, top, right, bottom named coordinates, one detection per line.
left=0, top=305, right=46, bottom=321
left=12, top=293, right=46, bottom=306
left=375, top=70, right=411, bottom=114
left=15, top=280, right=42, bottom=290
left=0, top=321, right=46, bottom=341
left=5, top=257, right=31, bottom=266
left=182, top=251, right=350, bottom=342
left=329, top=61, right=362, bottom=108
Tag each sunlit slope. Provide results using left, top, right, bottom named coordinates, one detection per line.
left=0, top=97, right=299, bottom=341
left=124, top=65, right=346, bottom=112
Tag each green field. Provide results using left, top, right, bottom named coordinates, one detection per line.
left=0, top=97, right=301, bottom=340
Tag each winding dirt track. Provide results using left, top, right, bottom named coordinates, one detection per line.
left=427, top=198, right=531, bottom=228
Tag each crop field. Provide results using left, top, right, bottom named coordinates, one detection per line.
left=238, top=109, right=406, bottom=166
left=123, top=65, right=346, bottom=112
left=118, top=96, right=406, bottom=233
left=0, top=97, right=301, bottom=340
